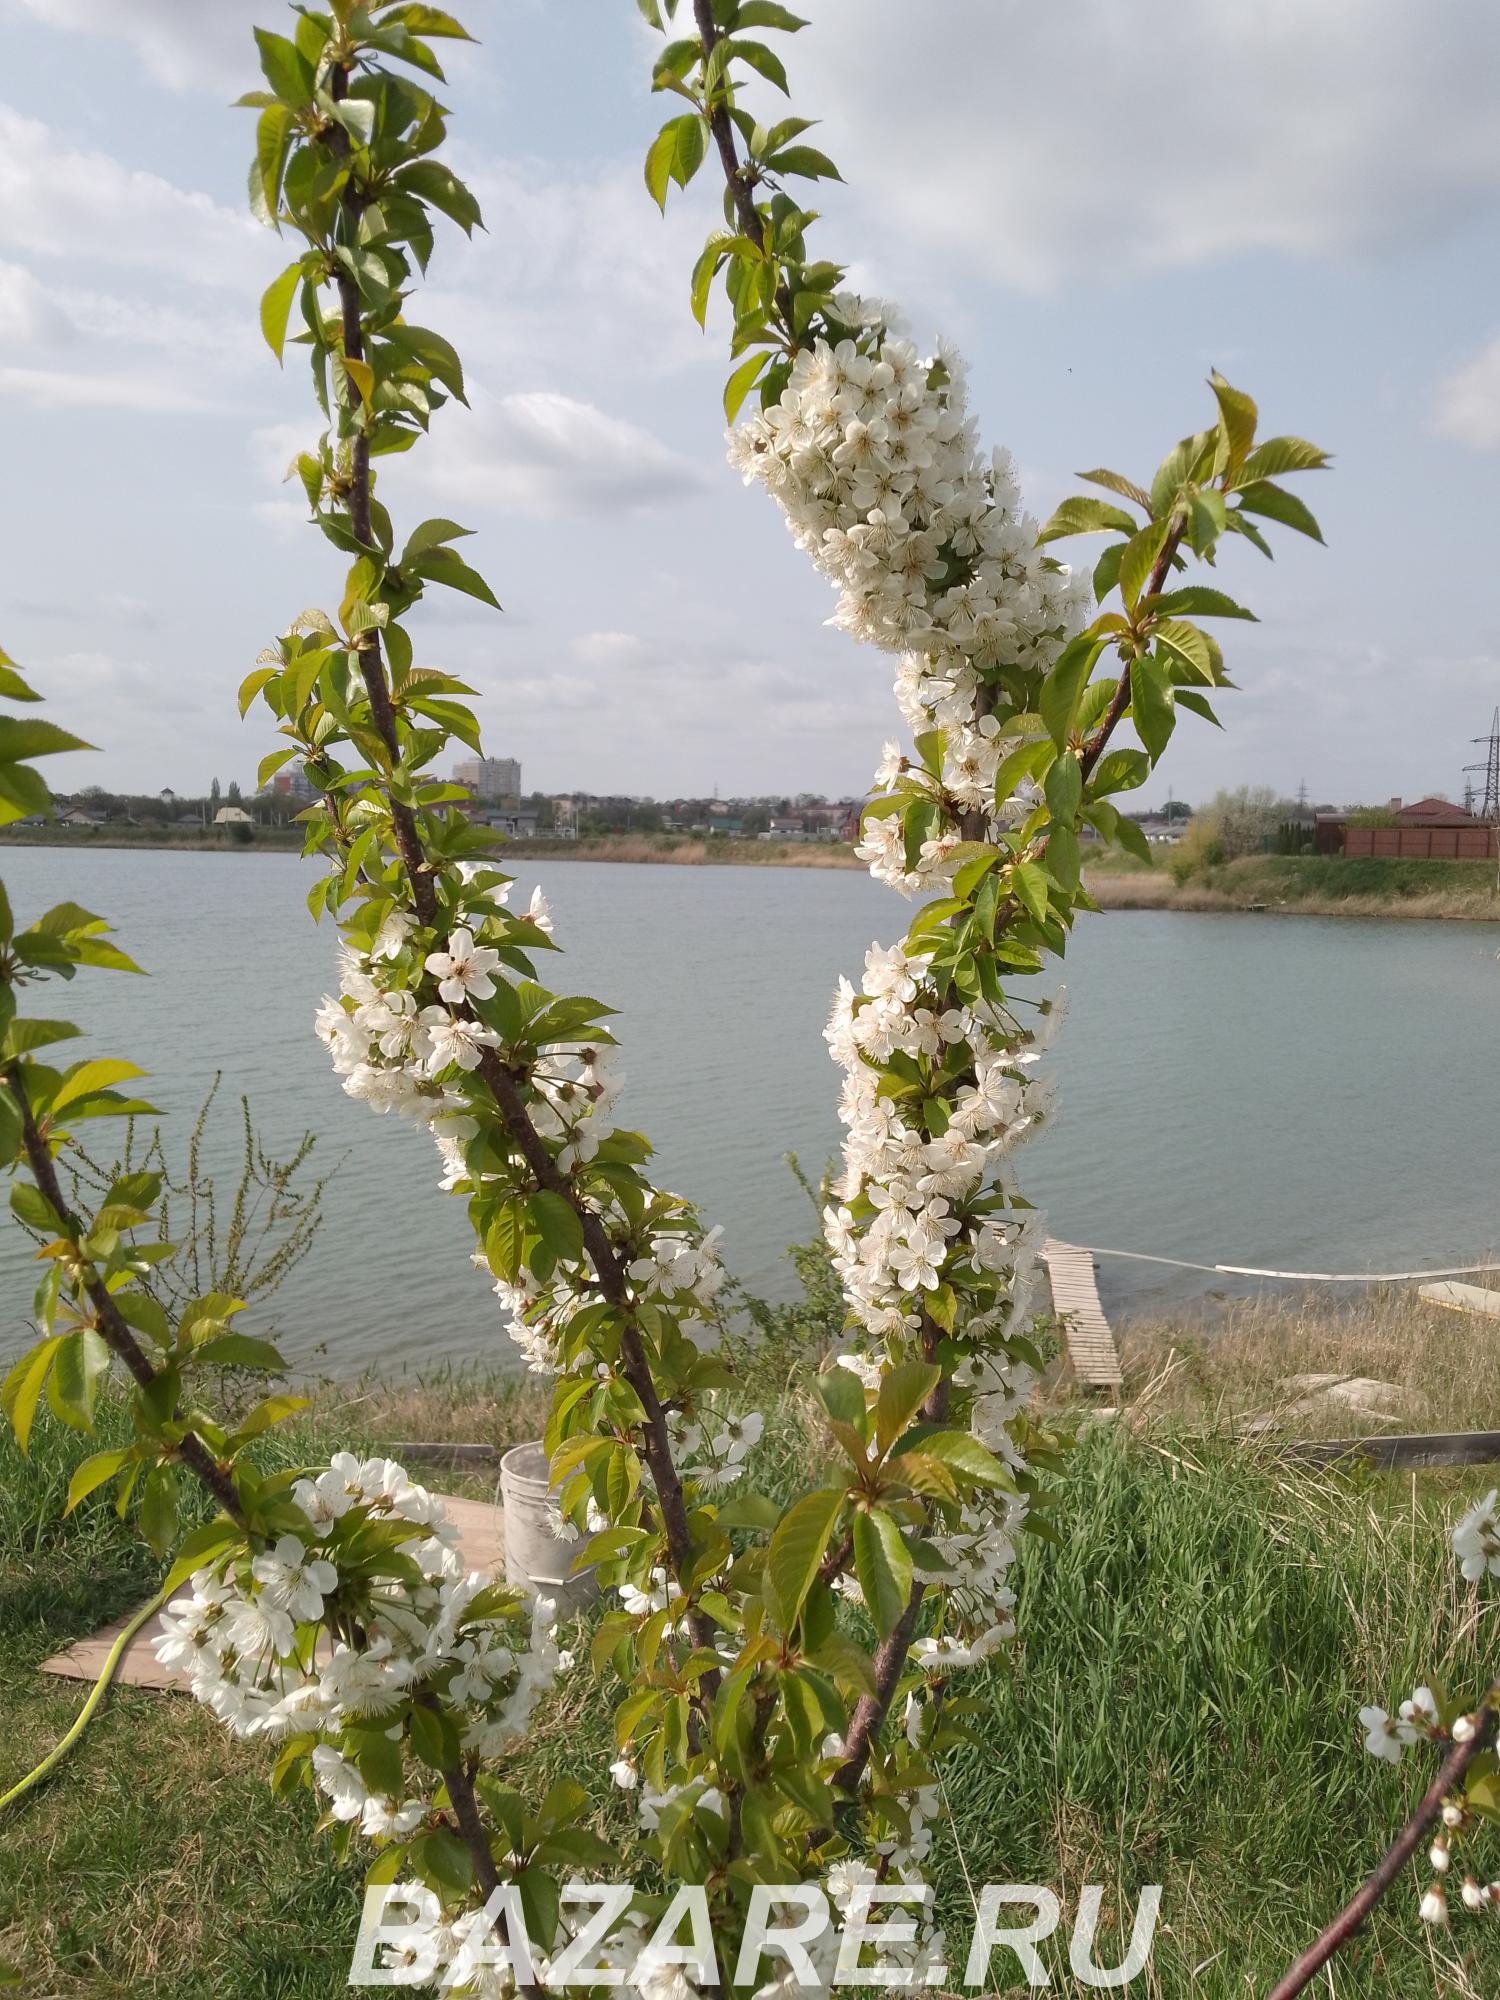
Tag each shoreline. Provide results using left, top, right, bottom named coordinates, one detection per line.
left=3, top=829, right=1497, bottom=922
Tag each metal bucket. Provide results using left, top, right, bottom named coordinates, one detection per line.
left=499, top=1441, right=597, bottom=1617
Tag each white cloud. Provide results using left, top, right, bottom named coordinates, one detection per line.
left=416, top=391, right=706, bottom=517
left=11, top=0, right=260, bottom=93
left=1434, top=335, right=1500, bottom=450
left=0, top=364, right=217, bottom=411
left=793, top=0, right=1500, bottom=289
left=573, top=630, right=656, bottom=671
left=0, top=257, right=72, bottom=344
left=0, top=105, right=260, bottom=287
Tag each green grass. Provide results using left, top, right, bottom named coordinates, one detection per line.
left=4, top=1316, right=1500, bottom=1996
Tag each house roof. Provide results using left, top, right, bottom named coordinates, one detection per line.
left=1397, top=797, right=1479, bottom=826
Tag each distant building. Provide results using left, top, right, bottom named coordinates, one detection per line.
left=454, top=754, right=521, bottom=801
left=1316, top=796, right=1497, bottom=860
left=470, top=808, right=539, bottom=838
left=214, top=805, right=253, bottom=826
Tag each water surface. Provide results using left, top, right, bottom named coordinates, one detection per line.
left=1, top=848, right=1495, bottom=1374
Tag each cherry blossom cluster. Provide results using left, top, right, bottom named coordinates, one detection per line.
left=728, top=309, right=1089, bottom=900
left=154, top=1452, right=568, bottom=1832
left=729, top=310, right=1084, bottom=1715
left=312, top=863, right=729, bottom=1386
left=1357, top=1489, right=1500, bottom=1928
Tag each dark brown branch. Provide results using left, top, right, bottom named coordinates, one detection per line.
left=690, top=0, right=763, bottom=245
left=1266, top=1700, right=1499, bottom=2000
left=6, top=1068, right=246, bottom=1526
left=1077, top=520, right=1187, bottom=785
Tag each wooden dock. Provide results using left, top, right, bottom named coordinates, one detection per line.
left=1043, top=1238, right=1123, bottom=1394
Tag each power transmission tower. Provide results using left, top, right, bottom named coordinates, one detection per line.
left=1463, top=707, right=1500, bottom=889
left=1296, top=777, right=1309, bottom=811
left=1464, top=708, right=1500, bottom=821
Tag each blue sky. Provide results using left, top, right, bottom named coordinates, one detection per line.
left=1, top=0, right=1497, bottom=807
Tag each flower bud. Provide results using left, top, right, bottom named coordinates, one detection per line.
left=1420, top=1885, right=1449, bottom=1926
left=1430, top=1839, right=1451, bottom=1873
left=1462, top=1876, right=1485, bottom=1911
left=1443, top=1802, right=1464, bottom=1828
left=1453, top=1714, right=1477, bottom=1744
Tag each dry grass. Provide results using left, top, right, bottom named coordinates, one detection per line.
left=1087, top=854, right=1500, bottom=922
left=1115, top=1288, right=1500, bottom=1441
left=523, top=834, right=864, bottom=869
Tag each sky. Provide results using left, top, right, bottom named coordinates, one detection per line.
left=1, top=0, right=1498, bottom=808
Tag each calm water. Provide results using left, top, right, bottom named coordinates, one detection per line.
left=1, top=848, right=1497, bottom=1374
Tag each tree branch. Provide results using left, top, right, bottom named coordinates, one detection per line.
left=5, top=1068, right=246, bottom=1526
left=1266, top=1699, right=1499, bottom=2000
left=308, top=83, right=717, bottom=1679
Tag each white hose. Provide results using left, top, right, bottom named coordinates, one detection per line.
left=1068, top=1245, right=1500, bottom=1285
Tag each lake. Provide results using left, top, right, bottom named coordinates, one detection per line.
left=1, top=848, right=1497, bottom=1376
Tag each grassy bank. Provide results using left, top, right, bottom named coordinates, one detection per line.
left=3, top=827, right=1498, bottom=922
left=0, top=824, right=306, bottom=854
left=1088, top=851, right=1500, bottom=921
left=5, top=1284, right=1500, bottom=1996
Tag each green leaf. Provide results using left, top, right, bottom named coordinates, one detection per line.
left=411, top=547, right=501, bottom=610
left=766, top=1487, right=845, bottom=1629
left=47, top=1328, right=111, bottom=1433
left=1046, top=820, right=1081, bottom=892
left=191, top=1333, right=286, bottom=1373
left=1233, top=480, right=1324, bottom=543
left=529, top=1190, right=585, bottom=1265
left=413, top=1827, right=474, bottom=1896
left=254, top=26, right=314, bottom=105
left=1, top=1334, right=64, bottom=1454
left=1089, top=747, right=1151, bottom=796
left=1154, top=619, right=1213, bottom=683
left=1130, top=654, right=1175, bottom=763
left=875, top=1360, right=939, bottom=1456
left=1036, top=495, right=1138, bottom=545
left=817, top=1366, right=866, bottom=1427
left=378, top=4, right=475, bottom=37
left=395, top=159, right=484, bottom=235
left=52, top=1058, right=146, bottom=1115
left=1043, top=749, right=1083, bottom=823
left=1077, top=466, right=1152, bottom=512
left=919, top=1430, right=1012, bottom=1486
left=1209, top=372, right=1258, bottom=474
left=1237, top=435, right=1330, bottom=483
left=1039, top=634, right=1102, bottom=748
left=1150, top=587, right=1256, bottom=622
left=1118, top=518, right=1171, bottom=609
left=0, top=716, right=91, bottom=761
left=384, top=323, right=468, bottom=405
left=645, top=114, right=708, bottom=210
left=1010, top=859, right=1050, bottom=925
left=852, top=1508, right=912, bottom=1640
left=160, top=1518, right=242, bottom=1599
left=1114, top=814, right=1153, bottom=864
left=139, top=1463, right=180, bottom=1557
left=735, top=2, right=809, bottom=27
left=765, top=144, right=841, bottom=182
left=259, top=260, right=303, bottom=361
left=723, top=348, right=769, bottom=423
left=721, top=37, right=789, bottom=92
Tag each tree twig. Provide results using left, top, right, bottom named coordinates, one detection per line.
left=1266, top=1699, right=1499, bottom=2000
left=5, top=1068, right=246, bottom=1526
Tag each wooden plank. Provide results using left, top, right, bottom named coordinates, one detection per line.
left=39, top=1493, right=507, bottom=1691
left=1418, top=1281, right=1500, bottom=1319
left=1043, top=1237, right=1123, bottom=1390
left=1279, top=1431, right=1500, bottom=1472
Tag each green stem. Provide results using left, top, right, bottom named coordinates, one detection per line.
left=0, top=1582, right=170, bottom=1815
